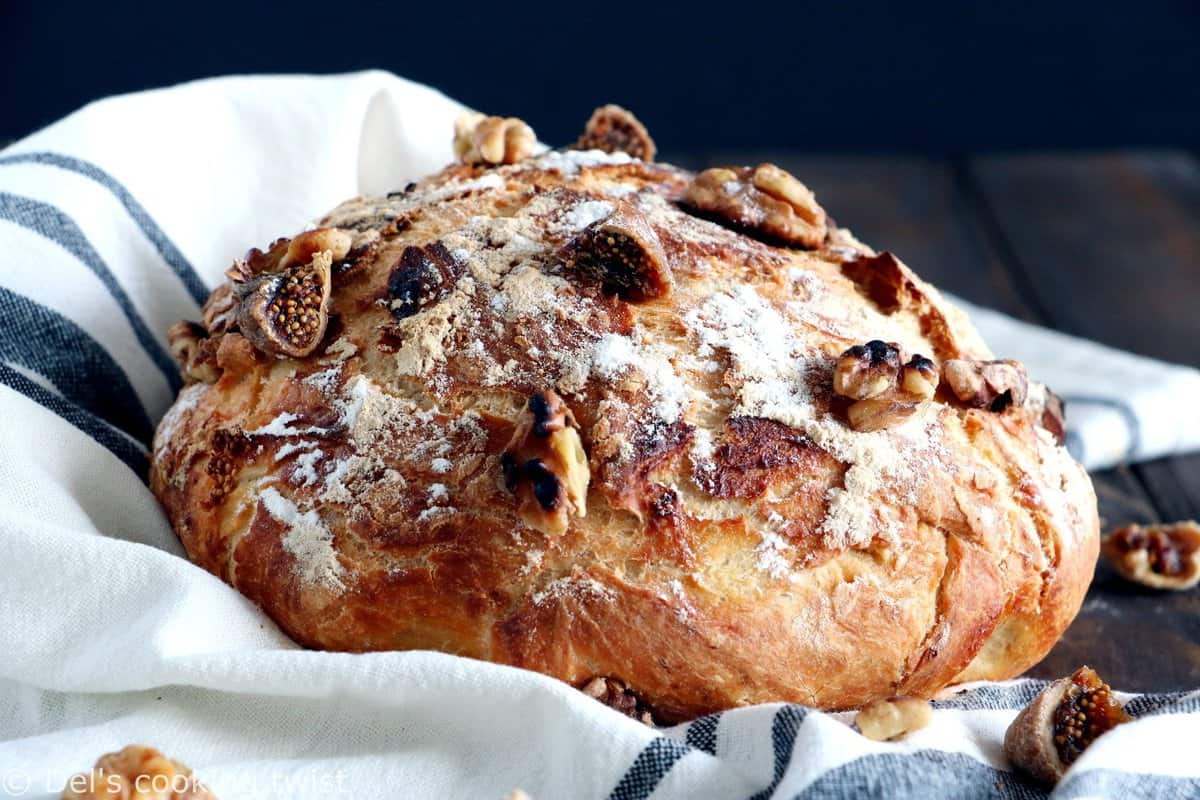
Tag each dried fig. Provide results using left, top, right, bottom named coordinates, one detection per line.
left=1103, top=521, right=1200, bottom=590
left=386, top=241, right=462, bottom=318
left=560, top=205, right=672, bottom=301
left=233, top=251, right=332, bottom=358
left=574, top=104, right=656, bottom=161
left=1004, top=666, right=1131, bottom=784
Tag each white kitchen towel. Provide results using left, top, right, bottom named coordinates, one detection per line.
left=0, top=71, right=1197, bottom=800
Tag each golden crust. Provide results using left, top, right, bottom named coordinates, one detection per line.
left=150, top=150, right=1098, bottom=722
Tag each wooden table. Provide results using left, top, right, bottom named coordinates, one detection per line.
left=669, top=150, right=1200, bottom=692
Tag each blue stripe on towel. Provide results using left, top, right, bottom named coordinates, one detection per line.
left=607, top=737, right=693, bottom=800
left=0, top=191, right=181, bottom=392
left=684, top=712, right=721, bottom=755
left=0, top=286, right=152, bottom=443
left=748, top=706, right=807, bottom=800
left=0, top=151, right=209, bottom=305
left=0, top=362, right=148, bottom=475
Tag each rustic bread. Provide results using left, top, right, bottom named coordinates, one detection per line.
left=151, top=109, right=1098, bottom=722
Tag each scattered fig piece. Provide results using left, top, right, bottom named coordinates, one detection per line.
left=855, top=696, right=932, bottom=741
left=580, top=676, right=655, bottom=725
left=560, top=205, right=672, bottom=301
left=574, top=104, right=656, bottom=161
left=1004, top=666, right=1131, bottom=784
left=1103, top=521, right=1200, bottom=590
left=501, top=390, right=590, bottom=536
left=233, top=250, right=332, bottom=358
left=386, top=241, right=463, bottom=318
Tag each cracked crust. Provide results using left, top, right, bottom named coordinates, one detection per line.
left=150, top=150, right=1098, bottom=722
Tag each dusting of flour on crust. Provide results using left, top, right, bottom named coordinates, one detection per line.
left=260, top=487, right=346, bottom=592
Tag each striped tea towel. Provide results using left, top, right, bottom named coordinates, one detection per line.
left=0, top=71, right=1197, bottom=800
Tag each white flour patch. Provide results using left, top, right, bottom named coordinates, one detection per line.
left=260, top=487, right=345, bottom=592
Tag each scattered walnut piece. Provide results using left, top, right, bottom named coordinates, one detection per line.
left=574, top=104, right=656, bottom=161
left=1103, top=521, right=1200, bottom=590
left=1004, top=666, right=1131, bottom=784
left=833, top=341, right=938, bottom=431
left=944, top=358, right=1028, bottom=411
left=560, top=205, right=672, bottom=301
left=855, top=696, right=932, bottom=741
left=501, top=391, right=590, bottom=536
left=453, top=111, right=536, bottom=165
left=167, top=321, right=220, bottom=384
left=683, top=163, right=827, bottom=248
left=232, top=250, right=333, bottom=358
left=505, top=791, right=532, bottom=800
left=61, top=744, right=215, bottom=800
left=581, top=676, right=655, bottom=725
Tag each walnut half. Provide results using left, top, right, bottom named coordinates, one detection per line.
left=833, top=341, right=939, bottom=431
left=1004, top=667, right=1131, bottom=784
left=62, top=744, right=215, bottom=800
left=501, top=391, right=590, bottom=536
left=454, top=111, right=537, bottom=166
left=1103, top=521, right=1200, bottom=590
left=580, top=676, right=655, bottom=725
left=683, top=163, right=827, bottom=248
left=944, top=358, right=1028, bottom=411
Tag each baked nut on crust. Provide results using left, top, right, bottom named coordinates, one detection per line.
left=150, top=110, right=1099, bottom=722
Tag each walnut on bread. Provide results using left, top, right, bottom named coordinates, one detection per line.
left=454, top=111, right=537, bottom=166
left=150, top=105, right=1099, bottom=723
left=833, top=341, right=939, bottom=432
left=684, top=163, right=827, bottom=248
left=501, top=391, right=590, bottom=537
left=944, top=358, right=1029, bottom=411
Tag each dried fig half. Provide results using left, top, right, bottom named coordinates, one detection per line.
left=1103, top=521, right=1200, bottom=590
left=574, top=104, right=656, bottom=162
left=560, top=205, right=672, bottom=301
left=1004, top=666, right=1131, bottom=784
left=233, top=250, right=332, bottom=358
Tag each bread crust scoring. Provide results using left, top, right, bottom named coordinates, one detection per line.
left=150, top=149, right=1098, bottom=722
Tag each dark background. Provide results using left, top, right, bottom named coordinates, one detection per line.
left=3, top=2, right=1197, bottom=155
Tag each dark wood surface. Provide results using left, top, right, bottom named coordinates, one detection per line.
left=672, top=149, right=1200, bottom=692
